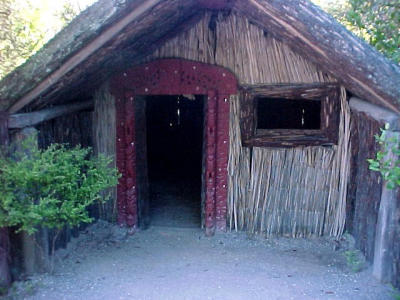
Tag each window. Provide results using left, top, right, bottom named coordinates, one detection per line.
left=240, top=84, right=340, bottom=147
left=256, top=97, right=321, bottom=130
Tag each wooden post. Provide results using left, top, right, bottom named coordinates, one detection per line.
left=373, top=131, right=400, bottom=282
left=0, top=111, right=11, bottom=289
left=11, top=128, right=49, bottom=274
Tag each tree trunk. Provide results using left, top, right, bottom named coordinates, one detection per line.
left=12, top=127, right=50, bottom=274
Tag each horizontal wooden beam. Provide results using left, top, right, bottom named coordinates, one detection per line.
left=241, top=83, right=338, bottom=100
left=350, top=97, right=400, bottom=131
left=8, top=101, right=93, bottom=129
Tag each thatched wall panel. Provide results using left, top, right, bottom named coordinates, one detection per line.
left=228, top=88, right=350, bottom=237
left=146, top=12, right=335, bottom=85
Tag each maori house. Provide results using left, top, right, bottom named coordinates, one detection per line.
left=0, top=0, right=399, bottom=289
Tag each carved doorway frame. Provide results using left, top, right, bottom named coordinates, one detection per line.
left=110, top=59, right=237, bottom=235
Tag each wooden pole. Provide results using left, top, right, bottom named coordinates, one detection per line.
left=373, top=131, right=400, bottom=283
left=8, top=101, right=93, bottom=129
left=11, top=128, right=50, bottom=275
left=0, top=111, right=11, bottom=289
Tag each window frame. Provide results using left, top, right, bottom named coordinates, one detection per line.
left=239, top=83, right=340, bottom=148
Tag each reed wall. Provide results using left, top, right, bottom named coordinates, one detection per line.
left=229, top=89, right=350, bottom=237
left=145, top=12, right=336, bottom=84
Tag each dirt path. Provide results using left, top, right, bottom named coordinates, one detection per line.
left=7, top=222, right=393, bottom=300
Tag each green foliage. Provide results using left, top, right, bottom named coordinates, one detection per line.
left=0, top=0, right=94, bottom=80
left=344, top=250, right=365, bottom=272
left=0, top=1, right=48, bottom=79
left=345, top=0, right=400, bottom=63
left=393, top=289, right=400, bottom=300
left=0, top=140, right=119, bottom=235
left=368, top=124, right=400, bottom=190
left=313, top=0, right=400, bottom=64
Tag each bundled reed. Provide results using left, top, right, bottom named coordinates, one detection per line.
left=146, top=12, right=336, bottom=85
left=228, top=89, right=351, bottom=238
left=228, top=95, right=251, bottom=231
left=92, top=84, right=117, bottom=221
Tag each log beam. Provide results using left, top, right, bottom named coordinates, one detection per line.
left=350, top=97, right=400, bottom=130
left=8, top=101, right=93, bottom=129
left=234, top=0, right=400, bottom=113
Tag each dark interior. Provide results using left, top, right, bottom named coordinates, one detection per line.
left=146, top=95, right=204, bottom=227
left=257, top=97, right=321, bottom=130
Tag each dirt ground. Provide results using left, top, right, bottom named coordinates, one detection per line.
left=5, top=221, right=395, bottom=300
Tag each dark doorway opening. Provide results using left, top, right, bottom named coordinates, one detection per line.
left=146, top=95, right=204, bottom=228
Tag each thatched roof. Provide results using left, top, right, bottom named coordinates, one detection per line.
left=0, top=0, right=399, bottom=113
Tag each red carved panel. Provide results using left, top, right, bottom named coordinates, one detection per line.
left=124, top=93, right=137, bottom=228
left=115, top=97, right=127, bottom=225
left=112, top=59, right=237, bottom=96
left=204, top=91, right=218, bottom=236
left=215, top=95, right=230, bottom=231
left=111, top=59, right=237, bottom=232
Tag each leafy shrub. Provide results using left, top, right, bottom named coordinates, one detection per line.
left=368, top=124, right=400, bottom=189
left=0, top=140, right=119, bottom=264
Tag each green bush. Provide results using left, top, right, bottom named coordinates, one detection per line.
left=368, top=124, right=400, bottom=189
left=0, top=140, right=119, bottom=260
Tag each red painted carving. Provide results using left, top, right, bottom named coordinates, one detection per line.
left=115, top=97, right=127, bottom=225
left=215, top=95, right=230, bottom=232
left=113, top=59, right=237, bottom=96
left=205, top=91, right=217, bottom=236
left=111, top=59, right=237, bottom=233
left=124, top=93, right=137, bottom=228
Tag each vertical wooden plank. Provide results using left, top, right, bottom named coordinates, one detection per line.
left=0, top=111, right=11, bottom=289
left=351, top=111, right=383, bottom=261
left=373, top=131, right=400, bottom=283
left=239, top=91, right=255, bottom=144
left=93, top=85, right=117, bottom=221
left=0, top=112, right=8, bottom=147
